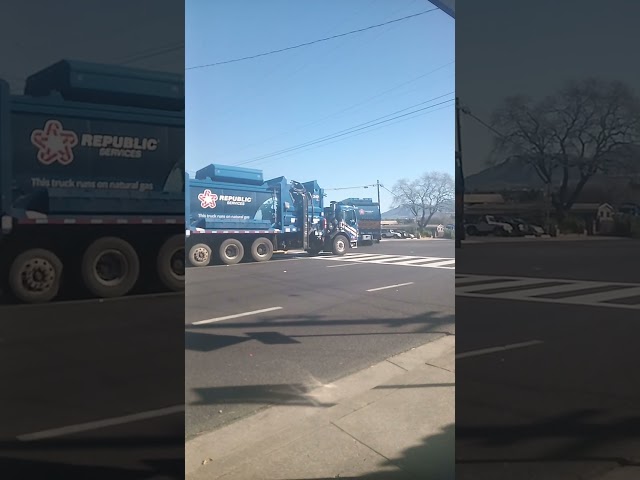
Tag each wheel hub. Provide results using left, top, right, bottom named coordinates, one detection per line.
left=94, top=250, right=127, bottom=286
left=22, top=259, right=55, bottom=291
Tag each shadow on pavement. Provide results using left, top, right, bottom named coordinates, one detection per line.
left=456, top=409, right=640, bottom=460
left=281, top=424, right=455, bottom=480
left=0, top=437, right=183, bottom=479
left=185, top=311, right=455, bottom=354
left=191, top=384, right=336, bottom=408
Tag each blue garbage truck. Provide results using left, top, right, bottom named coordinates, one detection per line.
left=0, top=60, right=185, bottom=303
left=338, top=198, right=381, bottom=246
left=186, top=164, right=359, bottom=266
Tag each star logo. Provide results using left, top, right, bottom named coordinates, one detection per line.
left=198, top=189, right=218, bottom=208
left=30, top=120, right=79, bottom=165
left=359, top=209, right=366, bottom=215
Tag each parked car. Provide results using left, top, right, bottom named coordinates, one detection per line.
left=381, top=229, right=403, bottom=239
left=495, top=215, right=527, bottom=236
left=398, top=231, right=415, bottom=239
left=512, top=217, right=545, bottom=236
left=464, top=215, right=513, bottom=236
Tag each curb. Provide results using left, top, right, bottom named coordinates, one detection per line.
left=185, top=334, right=454, bottom=477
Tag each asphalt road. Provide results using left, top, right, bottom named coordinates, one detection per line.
left=185, top=239, right=455, bottom=440
left=0, top=293, right=185, bottom=479
left=455, top=238, right=640, bottom=479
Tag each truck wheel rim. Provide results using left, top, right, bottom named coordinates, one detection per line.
left=193, top=247, right=209, bottom=263
left=171, top=249, right=185, bottom=276
left=93, top=249, right=128, bottom=286
left=21, top=258, right=55, bottom=292
left=337, top=240, right=345, bottom=251
left=256, top=243, right=268, bottom=257
left=225, top=245, right=239, bottom=259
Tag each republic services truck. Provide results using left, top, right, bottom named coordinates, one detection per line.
left=186, top=164, right=359, bottom=266
left=338, top=198, right=381, bottom=246
left=0, top=60, right=185, bottom=304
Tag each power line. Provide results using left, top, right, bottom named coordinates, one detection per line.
left=116, top=43, right=184, bottom=66
left=233, top=93, right=454, bottom=166
left=186, top=8, right=438, bottom=70
left=242, top=102, right=453, bottom=169
left=248, top=104, right=453, bottom=169
left=461, top=106, right=506, bottom=138
left=219, top=60, right=454, bottom=158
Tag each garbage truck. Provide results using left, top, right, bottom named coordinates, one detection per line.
left=338, top=198, right=381, bottom=245
left=186, top=164, right=359, bottom=266
left=0, top=60, right=185, bottom=303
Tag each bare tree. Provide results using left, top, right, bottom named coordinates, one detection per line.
left=392, top=172, right=454, bottom=229
left=491, top=78, right=640, bottom=217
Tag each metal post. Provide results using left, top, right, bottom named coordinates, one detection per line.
left=376, top=180, right=381, bottom=206
left=455, top=97, right=465, bottom=248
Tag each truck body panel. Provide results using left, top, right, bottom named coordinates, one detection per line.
left=1, top=60, right=185, bottom=303
left=339, top=197, right=381, bottom=244
left=186, top=165, right=358, bottom=266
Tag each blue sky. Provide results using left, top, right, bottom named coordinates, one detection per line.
left=186, top=0, right=454, bottom=212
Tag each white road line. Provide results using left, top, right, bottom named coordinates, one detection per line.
left=456, top=274, right=640, bottom=310
left=326, top=263, right=361, bottom=268
left=17, top=405, right=185, bottom=441
left=192, top=306, right=283, bottom=325
left=367, top=282, right=415, bottom=292
left=456, top=340, right=544, bottom=359
left=418, top=259, right=455, bottom=268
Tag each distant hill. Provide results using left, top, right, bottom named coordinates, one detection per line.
left=465, top=155, right=640, bottom=193
left=381, top=200, right=454, bottom=220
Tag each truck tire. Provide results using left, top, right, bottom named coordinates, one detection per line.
left=157, top=235, right=185, bottom=291
left=332, top=235, right=349, bottom=256
left=219, top=239, right=244, bottom=265
left=250, top=237, right=273, bottom=262
left=188, top=243, right=212, bottom=267
left=9, top=248, right=63, bottom=303
left=81, top=237, right=140, bottom=298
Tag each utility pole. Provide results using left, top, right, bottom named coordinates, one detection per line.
left=455, top=97, right=465, bottom=249
left=376, top=180, right=381, bottom=207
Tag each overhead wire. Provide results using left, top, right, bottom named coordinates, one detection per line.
left=244, top=102, right=454, bottom=168
left=232, top=98, right=454, bottom=168
left=232, top=93, right=453, bottom=166
left=186, top=8, right=438, bottom=70
left=219, top=59, right=454, bottom=158
left=209, top=0, right=424, bottom=121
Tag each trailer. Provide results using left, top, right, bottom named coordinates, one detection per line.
left=186, top=164, right=359, bottom=266
left=0, top=60, right=185, bottom=303
left=338, top=198, right=381, bottom=246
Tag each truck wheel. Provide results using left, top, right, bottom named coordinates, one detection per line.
left=81, top=237, right=139, bottom=298
left=188, top=243, right=212, bottom=267
left=9, top=248, right=63, bottom=303
left=219, top=239, right=244, bottom=265
left=332, top=235, right=349, bottom=256
left=157, top=235, right=185, bottom=291
left=250, top=237, right=273, bottom=262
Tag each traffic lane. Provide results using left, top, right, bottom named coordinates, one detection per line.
left=456, top=297, right=640, bottom=463
left=186, top=251, right=454, bottom=324
left=186, top=259, right=453, bottom=437
left=0, top=294, right=184, bottom=438
left=457, top=239, right=639, bottom=283
left=0, top=413, right=183, bottom=479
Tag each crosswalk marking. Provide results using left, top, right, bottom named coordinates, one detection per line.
left=456, top=274, right=640, bottom=310
left=314, top=253, right=455, bottom=269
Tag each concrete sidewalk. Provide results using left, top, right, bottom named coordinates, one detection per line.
left=186, top=335, right=455, bottom=480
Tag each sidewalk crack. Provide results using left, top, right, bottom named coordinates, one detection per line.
left=329, top=421, right=417, bottom=478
